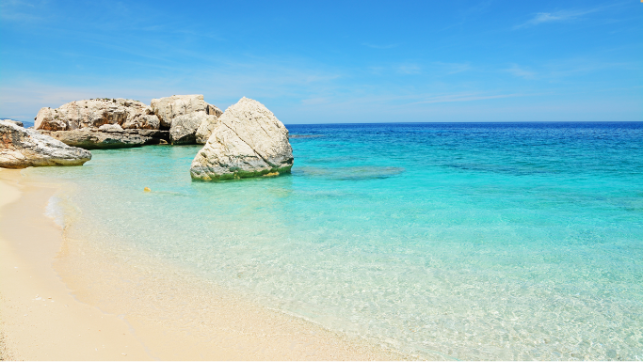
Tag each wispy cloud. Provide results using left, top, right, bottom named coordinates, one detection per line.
left=431, top=62, right=472, bottom=75
left=503, top=58, right=638, bottom=81
left=0, top=0, right=43, bottom=21
left=414, top=92, right=523, bottom=105
left=515, top=8, right=600, bottom=29
left=505, top=64, right=537, bottom=80
left=362, top=43, right=398, bottom=49
left=397, top=64, right=421, bottom=75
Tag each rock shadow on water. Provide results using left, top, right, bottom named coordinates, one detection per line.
left=296, top=166, right=405, bottom=180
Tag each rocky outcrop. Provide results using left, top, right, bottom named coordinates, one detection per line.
left=33, top=96, right=223, bottom=147
left=35, top=98, right=161, bottom=132
left=33, top=98, right=166, bottom=149
left=98, top=123, right=123, bottom=132
left=150, top=95, right=222, bottom=128
left=38, top=129, right=168, bottom=149
left=190, top=97, right=293, bottom=181
left=170, top=112, right=213, bottom=145
left=195, top=114, right=220, bottom=144
left=0, top=120, right=91, bottom=168
left=1, top=119, right=23, bottom=127
left=151, top=95, right=222, bottom=144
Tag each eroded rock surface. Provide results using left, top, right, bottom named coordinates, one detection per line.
left=35, top=98, right=161, bottom=131
left=170, top=112, right=216, bottom=145
left=38, top=129, right=168, bottom=149
left=190, top=97, right=293, bottom=181
left=150, top=95, right=222, bottom=128
left=195, top=114, right=220, bottom=144
left=151, top=95, right=222, bottom=144
left=0, top=120, right=91, bottom=168
left=1, top=119, right=23, bottom=127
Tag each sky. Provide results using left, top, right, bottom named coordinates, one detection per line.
left=0, top=0, right=642, bottom=124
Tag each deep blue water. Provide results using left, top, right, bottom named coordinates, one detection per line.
left=26, top=122, right=643, bottom=360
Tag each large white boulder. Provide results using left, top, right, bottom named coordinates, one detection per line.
left=0, top=120, right=91, bottom=168
left=190, top=97, right=293, bottom=181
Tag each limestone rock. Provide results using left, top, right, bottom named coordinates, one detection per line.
left=122, top=107, right=160, bottom=130
left=37, top=129, right=168, bottom=149
left=170, top=112, right=212, bottom=145
left=195, top=114, right=221, bottom=144
left=35, top=99, right=160, bottom=131
left=0, top=120, right=91, bottom=168
left=1, top=119, right=24, bottom=127
left=98, top=123, right=123, bottom=132
left=190, top=97, right=293, bottom=181
left=150, top=95, right=222, bottom=129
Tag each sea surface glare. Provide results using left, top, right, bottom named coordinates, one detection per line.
left=25, top=122, right=643, bottom=360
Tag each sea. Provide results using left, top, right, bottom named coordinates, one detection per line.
left=22, top=122, right=643, bottom=360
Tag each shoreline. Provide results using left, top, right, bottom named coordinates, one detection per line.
left=0, top=168, right=407, bottom=360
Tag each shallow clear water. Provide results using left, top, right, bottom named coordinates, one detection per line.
left=25, top=122, right=643, bottom=360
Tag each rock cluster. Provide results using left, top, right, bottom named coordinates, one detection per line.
left=190, top=97, right=293, bottom=181
left=34, top=95, right=224, bottom=147
left=10, top=95, right=294, bottom=178
left=150, top=95, right=222, bottom=145
left=0, top=120, right=91, bottom=168
left=35, top=98, right=158, bottom=131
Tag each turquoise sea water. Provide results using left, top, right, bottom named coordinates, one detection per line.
left=25, top=122, right=642, bottom=360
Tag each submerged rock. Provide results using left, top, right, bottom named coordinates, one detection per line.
left=0, top=120, right=91, bottom=168
left=35, top=98, right=161, bottom=131
left=37, top=129, right=168, bottom=149
left=190, top=97, right=294, bottom=181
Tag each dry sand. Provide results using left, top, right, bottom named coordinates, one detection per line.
left=0, top=168, right=407, bottom=360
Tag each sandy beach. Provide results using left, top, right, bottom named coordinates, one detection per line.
left=0, top=168, right=404, bottom=360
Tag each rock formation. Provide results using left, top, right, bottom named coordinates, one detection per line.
left=195, top=114, right=220, bottom=144
left=190, top=97, right=293, bottom=181
left=170, top=112, right=213, bottom=145
left=150, top=95, right=221, bottom=127
left=32, top=96, right=224, bottom=147
left=37, top=129, right=168, bottom=149
left=150, top=95, right=222, bottom=144
left=1, top=119, right=23, bottom=127
left=0, top=120, right=91, bottom=168
left=33, top=98, right=166, bottom=149
left=35, top=98, right=160, bottom=131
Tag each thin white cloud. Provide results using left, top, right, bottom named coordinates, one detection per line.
left=0, top=0, right=42, bottom=21
left=414, top=92, right=523, bottom=105
left=431, top=62, right=472, bottom=75
left=505, top=64, right=537, bottom=80
left=397, top=64, right=422, bottom=75
left=362, top=43, right=398, bottom=49
left=503, top=58, right=638, bottom=81
left=515, top=8, right=600, bottom=29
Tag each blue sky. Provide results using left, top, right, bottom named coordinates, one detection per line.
left=1, top=0, right=641, bottom=124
